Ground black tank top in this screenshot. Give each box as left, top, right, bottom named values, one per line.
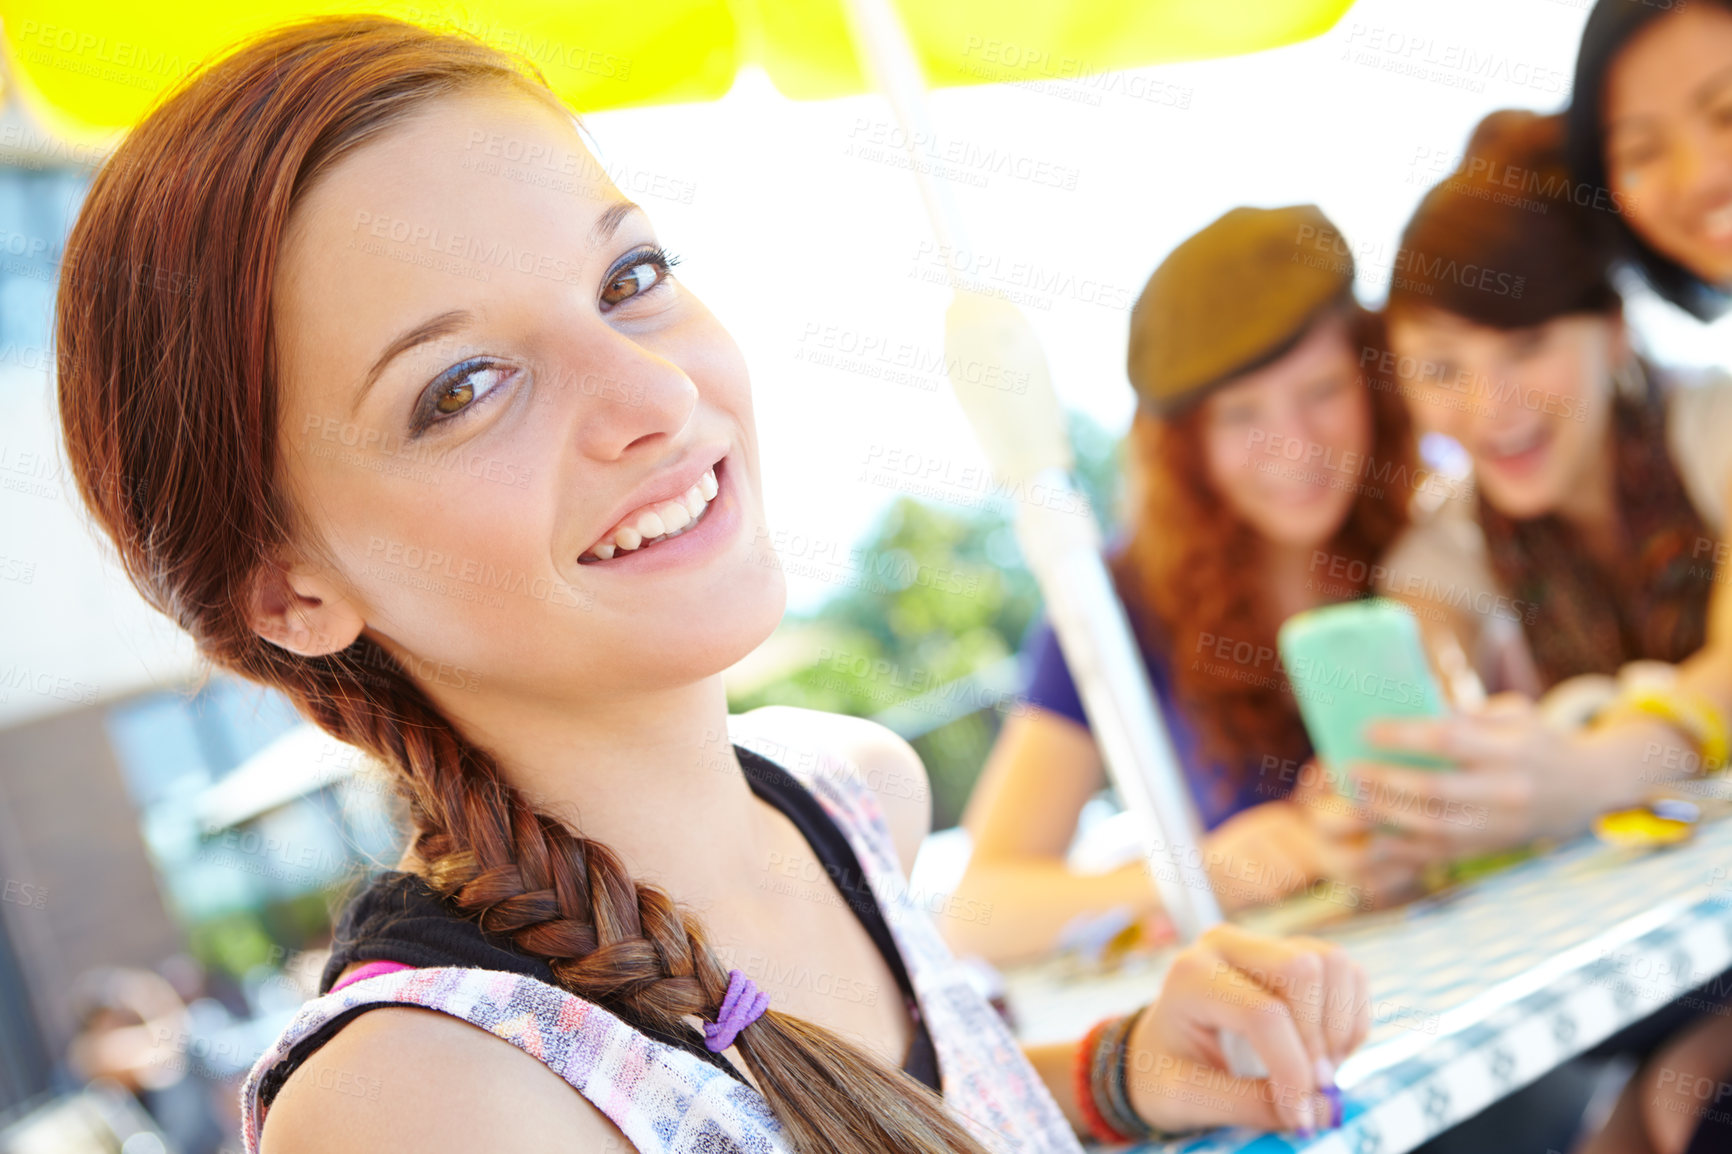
left=258, top=745, right=939, bottom=1112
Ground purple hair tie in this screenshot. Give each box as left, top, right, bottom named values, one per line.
left=704, top=969, right=770, bottom=1053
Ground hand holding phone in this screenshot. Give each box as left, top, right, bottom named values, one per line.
left=1277, top=598, right=1454, bottom=790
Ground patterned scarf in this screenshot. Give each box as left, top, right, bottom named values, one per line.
left=1479, top=366, right=1718, bottom=688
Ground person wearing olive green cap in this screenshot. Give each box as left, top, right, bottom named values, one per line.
left=1129, top=204, right=1360, bottom=415
left=944, top=205, right=1432, bottom=966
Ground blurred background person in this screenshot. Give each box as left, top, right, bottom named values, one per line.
left=1365, top=108, right=1732, bottom=864
left=1564, top=9, right=1732, bottom=1151
left=1568, top=0, right=1732, bottom=324
left=946, top=205, right=1434, bottom=965
left=64, top=965, right=229, bottom=1154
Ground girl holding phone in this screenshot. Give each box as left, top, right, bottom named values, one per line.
left=1363, top=109, right=1732, bottom=861
left=948, top=205, right=1436, bottom=965
left=1556, top=8, right=1732, bottom=1151
left=54, top=15, right=1369, bottom=1152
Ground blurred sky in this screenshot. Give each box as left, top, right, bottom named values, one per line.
left=7, top=0, right=1732, bottom=723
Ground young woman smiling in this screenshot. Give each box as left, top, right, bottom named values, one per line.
left=1569, top=0, right=1732, bottom=321
left=1362, top=109, right=1732, bottom=861
left=947, top=205, right=1434, bottom=966
left=54, top=15, right=1368, bottom=1153
left=1566, top=12, right=1732, bottom=1149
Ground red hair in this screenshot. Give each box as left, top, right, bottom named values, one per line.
left=55, top=15, right=989, bottom=1153
left=1108, top=308, right=1415, bottom=804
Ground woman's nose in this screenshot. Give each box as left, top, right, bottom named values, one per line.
left=559, top=330, right=698, bottom=460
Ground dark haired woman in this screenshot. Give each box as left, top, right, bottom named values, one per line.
left=1568, top=0, right=1732, bottom=321
left=1369, top=110, right=1732, bottom=1154
left=1565, top=13, right=1732, bottom=1147
left=1362, top=108, right=1732, bottom=864
left=53, top=15, right=1369, bottom=1153
left=947, top=205, right=1437, bottom=966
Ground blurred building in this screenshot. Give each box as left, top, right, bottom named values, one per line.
left=0, top=88, right=402, bottom=1139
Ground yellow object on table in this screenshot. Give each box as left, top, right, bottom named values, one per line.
left=1593, top=800, right=1701, bottom=848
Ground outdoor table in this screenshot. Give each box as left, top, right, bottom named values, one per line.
left=1000, top=799, right=1732, bottom=1153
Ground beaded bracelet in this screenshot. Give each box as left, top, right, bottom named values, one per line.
left=1600, top=685, right=1730, bottom=775
left=1100, top=1009, right=1156, bottom=1140
left=1074, top=1006, right=1170, bottom=1144
left=1074, top=1016, right=1132, bottom=1143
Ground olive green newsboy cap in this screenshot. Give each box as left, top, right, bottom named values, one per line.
left=1127, top=204, right=1355, bottom=416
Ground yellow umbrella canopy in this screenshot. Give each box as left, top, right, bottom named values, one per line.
left=2, top=0, right=1353, bottom=145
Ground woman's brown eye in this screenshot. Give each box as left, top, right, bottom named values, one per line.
left=409, top=362, right=513, bottom=437
left=602, top=259, right=663, bottom=307
left=434, top=379, right=474, bottom=414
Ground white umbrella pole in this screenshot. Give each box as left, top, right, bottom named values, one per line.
left=835, top=0, right=1223, bottom=942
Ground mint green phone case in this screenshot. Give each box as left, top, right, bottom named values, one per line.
left=1277, top=598, right=1453, bottom=782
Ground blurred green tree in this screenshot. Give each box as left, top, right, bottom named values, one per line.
left=729, top=410, right=1124, bottom=827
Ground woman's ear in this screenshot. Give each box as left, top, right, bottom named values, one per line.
left=245, top=551, right=365, bottom=657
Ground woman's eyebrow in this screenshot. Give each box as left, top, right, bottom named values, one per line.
left=353, top=308, right=472, bottom=413
left=590, top=199, right=644, bottom=249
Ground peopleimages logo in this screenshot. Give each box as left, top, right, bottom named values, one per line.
left=1284, top=653, right=1431, bottom=708
left=363, top=536, right=593, bottom=611
left=301, top=413, right=533, bottom=488
left=1339, top=24, right=1571, bottom=97
left=1357, top=348, right=1588, bottom=423
left=910, top=241, right=1134, bottom=310
left=844, top=119, right=1081, bottom=191
left=1294, top=224, right=1527, bottom=300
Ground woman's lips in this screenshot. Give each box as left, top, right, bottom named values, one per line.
left=1475, top=423, right=1551, bottom=482
left=579, top=464, right=719, bottom=562
left=576, top=456, right=738, bottom=571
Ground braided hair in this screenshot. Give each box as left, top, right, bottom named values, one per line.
left=54, top=14, right=994, bottom=1153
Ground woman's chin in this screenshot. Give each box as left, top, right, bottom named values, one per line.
left=710, top=567, right=789, bottom=670
left=1476, top=474, right=1563, bottom=521
left=1248, top=492, right=1356, bottom=552
left=588, top=566, right=787, bottom=692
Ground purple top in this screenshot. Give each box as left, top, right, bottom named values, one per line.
left=1018, top=603, right=1294, bottom=831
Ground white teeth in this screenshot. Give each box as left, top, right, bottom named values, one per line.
left=658, top=500, right=692, bottom=534
left=580, top=465, right=721, bottom=562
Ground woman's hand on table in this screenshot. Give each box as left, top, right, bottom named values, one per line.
left=1124, top=924, right=1369, bottom=1135
left=1204, top=771, right=1433, bottom=914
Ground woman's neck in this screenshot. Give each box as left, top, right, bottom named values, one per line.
left=416, top=674, right=783, bottom=911
left=1549, top=424, right=1624, bottom=570
left=1262, top=538, right=1328, bottom=623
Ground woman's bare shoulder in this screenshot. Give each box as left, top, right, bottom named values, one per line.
left=729, top=705, right=931, bottom=870
left=259, top=1004, right=633, bottom=1154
